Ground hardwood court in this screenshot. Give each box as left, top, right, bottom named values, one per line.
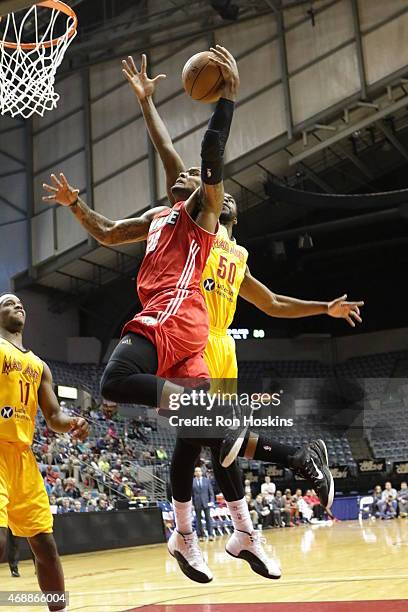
left=1, top=520, right=407, bottom=611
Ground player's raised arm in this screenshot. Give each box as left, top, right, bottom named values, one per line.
left=38, top=362, right=89, bottom=439
left=186, top=46, right=239, bottom=233
left=239, top=267, right=364, bottom=327
left=42, top=173, right=167, bottom=245
left=122, top=54, right=185, bottom=204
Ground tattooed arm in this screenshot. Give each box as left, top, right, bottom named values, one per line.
left=43, top=173, right=167, bottom=245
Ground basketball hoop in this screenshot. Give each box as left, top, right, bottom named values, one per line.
left=0, top=0, right=78, bottom=118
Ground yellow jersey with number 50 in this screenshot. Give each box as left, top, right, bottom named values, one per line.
left=200, top=224, right=248, bottom=332
left=0, top=337, right=43, bottom=447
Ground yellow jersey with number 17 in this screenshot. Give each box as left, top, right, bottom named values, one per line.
left=0, top=337, right=43, bottom=447
left=200, top=224, right=248, bottom=332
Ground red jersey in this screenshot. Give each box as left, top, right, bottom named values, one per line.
left=122, top=201, right=217, bottom=379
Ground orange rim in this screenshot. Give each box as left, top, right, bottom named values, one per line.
left=0, top=0, right=77, bottom=50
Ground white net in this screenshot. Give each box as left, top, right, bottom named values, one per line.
left=0, top=1, right=77, bottom=118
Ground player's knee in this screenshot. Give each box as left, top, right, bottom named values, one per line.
left=100, top=364, right=121, bottom=401
left=30, top=533, right=59, bottom=564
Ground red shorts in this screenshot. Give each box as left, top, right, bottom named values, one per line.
left=122, top=290, right=209, bottom=380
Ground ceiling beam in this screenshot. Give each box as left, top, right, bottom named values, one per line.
left=377, top=120, right=408, bottom=163
left=289, top=94, right=408, bottom=166
left=56, top=270, right=101, bottom=288
left=79, top=257, right=134, bottom=281
left=246, top=207, right=399, bottom=244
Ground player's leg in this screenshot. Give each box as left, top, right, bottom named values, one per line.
left=210, top=449, right=281, bottom=579
left=216, top=338, right=333, bottom=508
left=28, top=533, right=66, bottom=612
left=168, top=436, right=213, bottom=583
left=8, top=450, right=66, bottom=611
left=100, top=333, right=162, bottom=403
left=7, top=528, right=20, bottom=577
left=0, top=527, right=7, bottom=563
left=236, top=432, right=334, bottom=509
left=100, top=332, right=201, bottom=410
left=0, top=450, right=12, bottom=568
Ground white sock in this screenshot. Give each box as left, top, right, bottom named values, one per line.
left=173, top=498, right=193, bottom=534
left=227, top=497, right=254, bottom=533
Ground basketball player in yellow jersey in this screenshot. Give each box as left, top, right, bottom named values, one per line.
left=200, top=197, right=248, bottom=381
left=0, top=294, right=88, bottom=612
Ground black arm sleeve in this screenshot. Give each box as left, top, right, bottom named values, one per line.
left=201, top=97, right=235, bottom=185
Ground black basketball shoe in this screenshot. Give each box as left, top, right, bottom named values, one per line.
left=289, top=439, right=334, bottom=509
left=219, top=403, right=253, bottom=468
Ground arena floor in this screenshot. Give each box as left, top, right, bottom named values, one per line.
left=0, top=520, right=407, bottom=611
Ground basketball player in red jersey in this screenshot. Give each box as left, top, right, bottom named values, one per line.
left=121, top=53, right=365, bottom=582
left=43, top=45, right=239, bottom=583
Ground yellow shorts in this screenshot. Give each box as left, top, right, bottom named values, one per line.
left=204, top=328, right=238, bottom=394
left=0, top=442, right=53, bottom=537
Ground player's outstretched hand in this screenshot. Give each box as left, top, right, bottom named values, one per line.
left=122, top=54, right=166, bottom=101
left=328, top=294, right=364, bottom=327
left=69, top=417, right=89, bottom=441
left=208, top=45, right=239, bottom=100
left=42, top=173, right=79, bottom=207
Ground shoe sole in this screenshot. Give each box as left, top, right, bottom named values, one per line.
left=220, top=407, right=254, bottom=468
left=169, top=550, right=213, bottom=584
left=316, top=439, right=335, bottom=510
left=226, top=547, right=281, bottom=580
left=220, top=432, right=246, bottom=468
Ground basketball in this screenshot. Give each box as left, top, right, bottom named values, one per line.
left=182, top=51, right=224, bottom=103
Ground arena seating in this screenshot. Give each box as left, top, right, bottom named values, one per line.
left=45, top=350, right=408, bottom=468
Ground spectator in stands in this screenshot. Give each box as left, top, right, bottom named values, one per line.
left=381, top=481, right=397, bottom=502
left=111, top=456, right=122, bottom=471
left=96, top=435, right=108, bottom=451
left=192, top=467, right=215, bottom=542
left=58, top=498, right=72, bottom=514
left=397, top=481, right=408, bottom=518
left=51, top=478, right=64, bottom=499
left=372, top=485, right=383, bottom=517
left=254, top=494, right=273, bottom=529
left=244, top=478, right=257, bottom=498
left=72, top=500, right=85, bottom=513
left=99, top=493, right=114, bottom=510
left=49, top=495, right=58, bottom=515
left=43, top=477, right=52, bottom=497
left=80, top=490, right=91, bottom=509
left=379, top=494, right=397, bottom=520
left=304, top=489, right=325, bottom=520
left=98, top=452, right=110, bottom=474
left=142, top=446, right=155, bottom=464
left=293, top=489, right=312, bottom=523
left=261, top=476, right=276, bottom=500
left=118, top=477, right=134, bottom=498
left=55, top=443, right=69, bottom=468
left=284, top=489, right=297, bottom=526
left=64, top=477, right=81, bottom=499
left=108, top=422, right=119, bottom=439
left=44, top=464, right=59, bottom=485
left=96, top=498, right=110, bottom=512
left=271, top=490, right=290, bottom=527
left=156, top=445, right=168, bottom=463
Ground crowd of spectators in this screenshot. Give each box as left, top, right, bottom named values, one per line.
left=245, top=477, right=327, bottom=529
left=32, top=403, right=165, bottom=513
left=370, top=481, right=408, bottom=519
